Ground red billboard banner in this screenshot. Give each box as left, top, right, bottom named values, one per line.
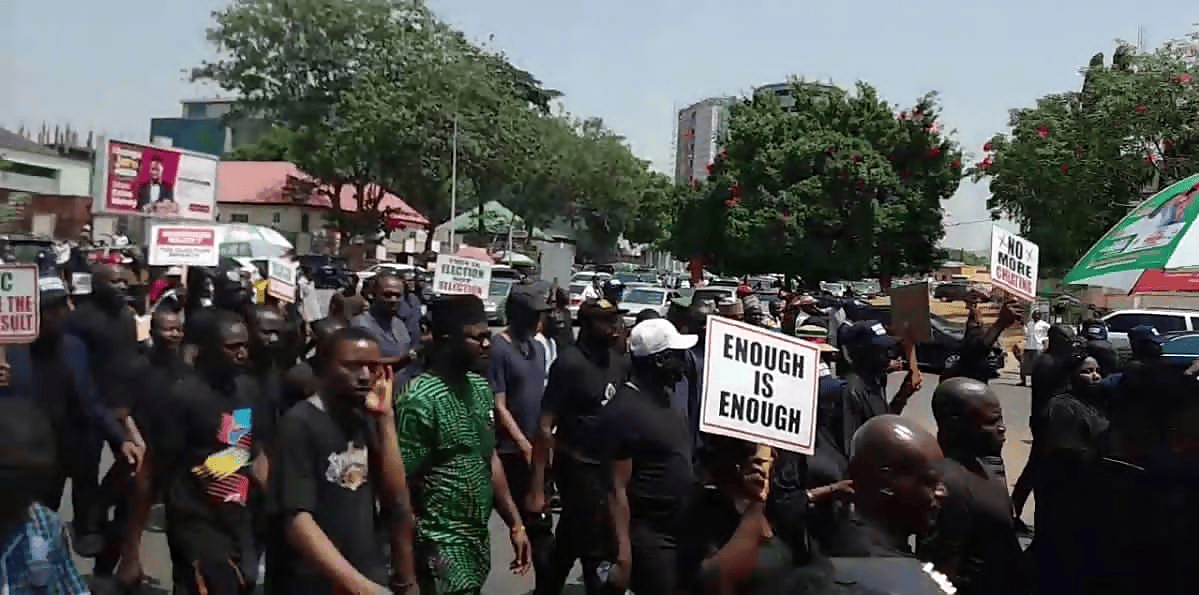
left=101, top=140, right=218, bottom=220
left=1130, top=269, right=1199, bottom=293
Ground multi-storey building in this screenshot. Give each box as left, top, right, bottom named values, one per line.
left=149, top=98, right=270, bottom=157
left=674, top=97, right=733, bottom=184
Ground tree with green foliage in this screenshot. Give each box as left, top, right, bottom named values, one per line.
left=195, top=0, right=672, bottom=255
left=222, top=126, right=296, bottom=161
left=670, top=81, right=963, bottom=287
left=974, top=37, right=1199, bottom=275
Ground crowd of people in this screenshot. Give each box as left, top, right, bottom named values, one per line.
left=1, top=257, right=1198, bottom=595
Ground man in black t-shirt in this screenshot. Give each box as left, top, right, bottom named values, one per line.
left=603, top=318, right=698, bottom=594
left=269, top=327, right=418, bottom=595
left=527, top=298, right=630, bottom=595
left=156, top=311, right=269, bottom=595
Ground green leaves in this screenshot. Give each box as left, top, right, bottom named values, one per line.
left=670, top=81, right=962, bottom=283
left=195, top=0, right=664, bottom=255
left=977, top=37, right=1199, bottom=275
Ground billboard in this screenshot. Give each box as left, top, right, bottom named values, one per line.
left=97, top=139, right=218, bottom=220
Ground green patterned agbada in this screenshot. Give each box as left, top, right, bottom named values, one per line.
left=395, top=371, right=496, bottom=594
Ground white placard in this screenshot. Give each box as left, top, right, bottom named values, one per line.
left=433, top=254, right=493, bottom=298
left=268, top=258, right=299, bottom=303
left=0, top=266, right=39, bottom=344
left=990, top=226, right=1039, bottom=302
left=148, top=224, right=219, bottom=267
left=700, top=315, right=821, bottom=455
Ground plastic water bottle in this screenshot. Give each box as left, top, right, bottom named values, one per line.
left=595, top=562, right=631, bottom=594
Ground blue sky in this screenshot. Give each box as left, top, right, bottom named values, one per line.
left=2, top=0, right=1197, bottom=252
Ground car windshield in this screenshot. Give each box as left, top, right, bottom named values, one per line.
left=489, top=280, right=512, bottom=297
left=614, top=272, right=641, bottom=284
left=693, top=288, right=732, bottom=304
left=624, top=289, right=666, bottom=305
left=569, top=283, right=587, bottom=295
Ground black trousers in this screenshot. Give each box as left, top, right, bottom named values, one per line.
left=542, top=454, right=614, bottom=595
left=629, top=522, right=679, bottom=595
left=498, top=452, right=558, bottom=595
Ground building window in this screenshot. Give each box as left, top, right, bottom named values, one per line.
left=300, top=213, right=310, bottom=233
left=184, top=103, right=208, bottom=119
left=0, top=160, right=58, bottom=180
left=272, top=212, right=282, bottom=224
left=230, top=213, right=250, bottom=223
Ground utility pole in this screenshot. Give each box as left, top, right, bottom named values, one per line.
left=449, top=116, right=458, bottom=251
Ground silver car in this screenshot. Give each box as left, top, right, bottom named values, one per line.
left=622, top=287, right=677, bottom=326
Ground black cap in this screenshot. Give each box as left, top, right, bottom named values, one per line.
left=838, top=320, right=898, bottom=349
left=508, top=284, right=553, bottom=312
left=428, top=294, right=486, bottom=338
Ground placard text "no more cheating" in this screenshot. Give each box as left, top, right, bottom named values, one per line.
left=716, top=334, right=808, bottom=434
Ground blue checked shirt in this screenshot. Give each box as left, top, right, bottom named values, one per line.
left=0, top=503, right=89, bottom=594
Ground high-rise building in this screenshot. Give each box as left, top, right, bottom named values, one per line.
left=674, top=97, right=733, bottom=184
left=149, top=98, right=270, bottom=157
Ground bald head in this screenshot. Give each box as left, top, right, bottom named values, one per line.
left=850, top=415, right=942, bottom=473
left=848, top=415, right=946, bottom=536
left=931, top=377, right=995, bottom=425
left=931, top=377, right=1005, bottom=456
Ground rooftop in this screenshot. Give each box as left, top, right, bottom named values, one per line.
left=216, top=161, right=428, bottom=227
left=0, top=128, right=60, bottom=158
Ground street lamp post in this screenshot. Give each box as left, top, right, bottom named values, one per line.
left=449, top=116, right=458, bottom=251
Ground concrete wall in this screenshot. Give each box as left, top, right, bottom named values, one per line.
left=0, top=149, right=91, bottom=196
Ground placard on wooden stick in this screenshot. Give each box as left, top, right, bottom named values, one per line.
left=699, top=315, right=820, bottom=455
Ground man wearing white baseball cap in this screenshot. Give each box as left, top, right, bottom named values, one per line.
left=600, top=318, right=698, bottom=593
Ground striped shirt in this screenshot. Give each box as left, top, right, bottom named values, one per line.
left=0, top=503, right=89, bottom=594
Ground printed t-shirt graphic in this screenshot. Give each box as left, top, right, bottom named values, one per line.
left=325, top=443, right=369, bottom=491
left=192, top=407, right=253, bottom=504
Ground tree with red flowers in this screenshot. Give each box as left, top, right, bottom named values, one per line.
left=668, top=81, right=964, bottom=287
left=974, top=37, right=1199, bottom=275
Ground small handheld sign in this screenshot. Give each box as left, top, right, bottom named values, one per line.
left=990, top=226, right=1039, bottom=302
left=700, top=315, right=821, bottom=455
left=268, top=258, right=299, bottom=303
left=0, top=266, right=39, bottom=345
left=433, top=254, right=493, bottom=298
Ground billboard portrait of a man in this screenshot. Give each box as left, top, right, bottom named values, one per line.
left=137, top=156, right=175, bottom=211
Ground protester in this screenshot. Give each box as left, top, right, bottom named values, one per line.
left=527, top=298, right=630, bottom=595
left=269, top=327, right=418, bottom=594
left=1019, top=311, right=1048, bottom=387
left=668, top=297, right=716, bottom=456
left=0, top=399, right=90, bottom=594
left=353, top=274, right=418, bottom=370
left=835, top=321, right=921, bottom=454
left=604, top=318, right=698, bottom=593
left=824, top=415, right=946, bottom=558
left=922, top=378, right=1025, bottom=595
left=394, top=295, right=531, bottom=594
left=155, top=310, right=269, bottom=594
left=1011, top=322, right=1077, bottom=520
left=486, top=285, right=554, bottom=592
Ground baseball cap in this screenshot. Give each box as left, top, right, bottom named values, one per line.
left=838, top=320, right=897, bottom=350
left=508, top=284, right=552, bottom=312
left=38, top=276, right=69, bottom=303
left=1129, top=324, right=1169, bottom=346
left=628, top=318, right=698, bottom=357
left=796, top=324, right=837, bottom=352
left=579, top=298, right=626, bottom=320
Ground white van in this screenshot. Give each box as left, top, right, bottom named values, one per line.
left=1101, top=308, right=1199, bottom=352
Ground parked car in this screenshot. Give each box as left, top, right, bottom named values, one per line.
left=298, top=254, right=351, bottom=289
left=683, top=286, right=738, bottom=306
left=933, top=282, right=972, bottom=302
left=567, top=282, right=588, bottom=322
left=484, top=279, right=515, bottom=326
left=621, top=287, right=679, bottom=326
left=1157, top=331, right=1199, bottom=373
left=1101, top=308, right=1199, bottom=355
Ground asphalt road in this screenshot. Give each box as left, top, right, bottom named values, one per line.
left=62, top=363, right=1036, bottom=595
